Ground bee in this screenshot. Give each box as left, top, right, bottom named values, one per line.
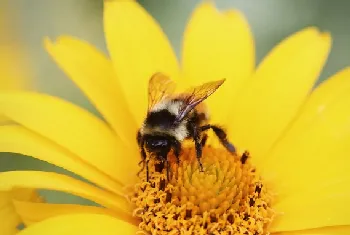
left=137, top=73, right=236, bottom=181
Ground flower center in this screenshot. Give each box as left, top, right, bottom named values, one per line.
left=130, top=146, right=275, bottom=235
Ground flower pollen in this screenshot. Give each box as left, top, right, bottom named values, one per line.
left=131, top=147, right=275, bottom=235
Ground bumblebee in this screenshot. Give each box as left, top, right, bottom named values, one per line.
left=137, top=73, right=236, bottom=181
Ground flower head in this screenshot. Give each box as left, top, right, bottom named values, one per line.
left=132, top=148, right=275, bottom=234
left=1, top=0, right=350, bottom=235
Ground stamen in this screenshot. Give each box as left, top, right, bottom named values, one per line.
left=130, top=147, right=275, bottom=235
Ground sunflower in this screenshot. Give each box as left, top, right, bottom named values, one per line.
left=1, top=0, right=350, bottom=234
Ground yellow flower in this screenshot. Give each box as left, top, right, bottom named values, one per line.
left=1, top=0, right=350, bottom=234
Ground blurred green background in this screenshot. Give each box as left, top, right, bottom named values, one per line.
left=1, top=0, right=350, bottom=203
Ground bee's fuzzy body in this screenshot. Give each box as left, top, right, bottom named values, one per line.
left=137, top=73, right=236, bottom=181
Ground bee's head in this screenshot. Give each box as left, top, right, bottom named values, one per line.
left=144, top=135, right=171, bottom=156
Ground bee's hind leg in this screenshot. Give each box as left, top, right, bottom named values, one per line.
left=200, top=125, right=250, bottom=164
left=192, top=131, right=204, bottom=172
left=200, top=124, right=236, bottom=154
left=195, top=137, right=204, bottom=172
left=189, top=124, right=204, bottom=172
left=201, top=133, right=208, bottom=147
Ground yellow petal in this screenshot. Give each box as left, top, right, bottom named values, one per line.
left=104, top=0, right=179, bottom=124
left=0, top=125, right=123, bottom=195
left=277, top=225, right=350, bottom=235
left=228, top=28, right=331, bottom=164
left=0, top=91, right=138, bottom=185
left=0, top=189, right=42, bottom=235
left=265, top=67, right=350, bottom=146
left=0, top=171, right=131, bottom=213
left=262, top=85, right=350, bottom=195
left=17, top=213, right=138, bottom=235
left=0, top=192, right=21, bottom=235
left=262, top=68, right=350, bottom=175
left=0, top=203, right=19, bottom=235
left=12, top=200, right=137, bottom=226
left=44, top=36, right=137, bottom=147
left=271, top=182, right=350, bottom=232
left=8, top=188, right=44, bottom=204
left=181, top=2, right=254, bottom=124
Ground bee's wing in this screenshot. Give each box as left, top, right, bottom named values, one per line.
left=148, top=72, right=177, bottom=111
left=175, top=79, right=226, bottom=123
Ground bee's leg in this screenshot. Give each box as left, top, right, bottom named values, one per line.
left=193, top=130, right=204, bottom=171
left=136, top=130, right=142, bottom=146
left=194, top=136, right=204, bottom=172
left=162, top=150, right=171, bottom=181
left=201, top=133, right=208, bottom=147
left=136, top=160, right=145, bottom=178
left=240, top=151, right=250, bottom=164
left=189, top=123, right=204, bottom=171
left=200, top=124, right=236, bottom=154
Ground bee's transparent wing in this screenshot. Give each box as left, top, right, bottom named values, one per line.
left=148, top=72, right=177, bottom=112
left=174, top=79, right=226, bottom=123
